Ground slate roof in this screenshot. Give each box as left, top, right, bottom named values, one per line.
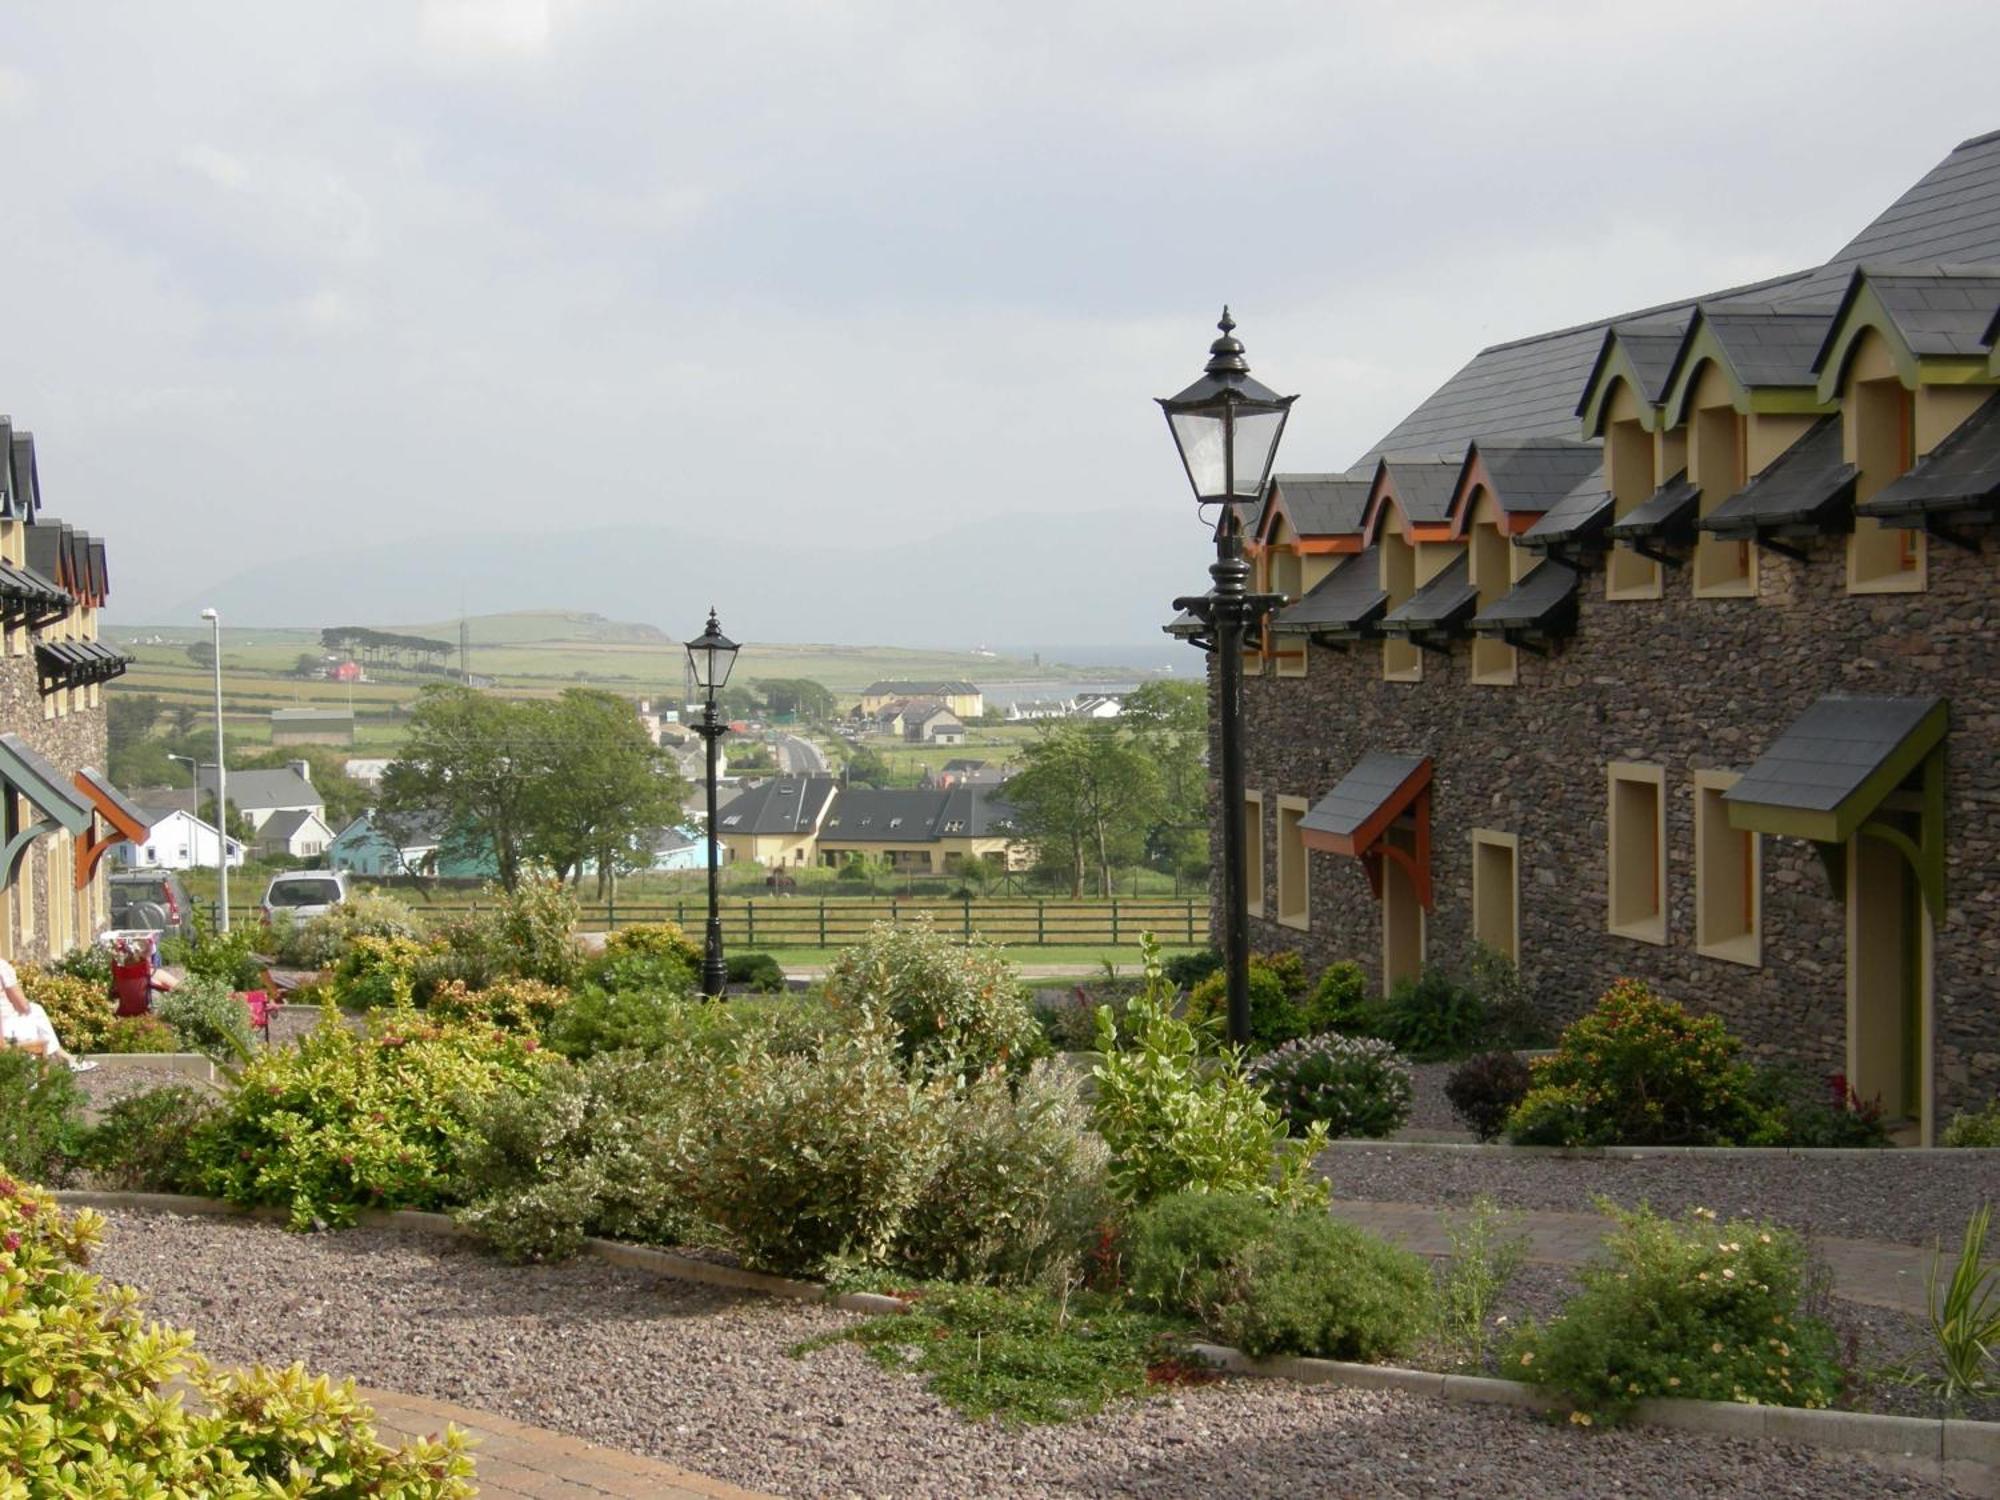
left=0, top=561, right=61, bottom=609
left=1299, top=752, right=1428, bottom=842
left=1725, top=695, right=1944, bottom=816
left=1687, top=304, right=1837, bottom=388
left=1472, top=440, right=1606, bottom=515
left=819, top=785, right=1016, bottom=843
left=863, top=680, right=977, bottom=697
left=1355, top=131, right=2000, bottom=464
left=1701, top=417, right=1856, bottom=536
left=1268, top=549, right=1387, bottom=637
left=1607, top=472, right=1702, bottom=540
left=1815, top=266, right=2000, bottom=366
left=76, top=767, right=147, bottom=830
left=1380, top=553, right=1476, bottom=634
left=1858, top=390, right=2000, bottom=518
left=1377, top=458, right=1462, bottom=524
left=258, top=808, right=325, bottom=844
left=1519, top=482, right=1617, bottom=549
left=1597, top=317, right=1693, bottom=403
left=714, top=775, right=838, bottom=835
left=197, top=766, right=319, bottom=812
left=1267, top=474, right=1372, bottom=538
left=7, top=431, right=40, bottom=519
left=1469, top=559, right=1581, bottom=634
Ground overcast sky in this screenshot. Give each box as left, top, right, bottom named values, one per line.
left=3, top=2, right=1998, bottom=642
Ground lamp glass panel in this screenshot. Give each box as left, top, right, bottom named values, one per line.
left=1230, top=409, right=1286, bottom=497
left=708, top=641, right=737, bottom=689
left=1169, top=409, right=1229, bottom=500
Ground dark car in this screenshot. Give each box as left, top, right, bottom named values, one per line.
left=108, top=870, right=195, bottom=939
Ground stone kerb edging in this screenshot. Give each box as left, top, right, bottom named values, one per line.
left=1322, top=1138, right=2000, bottom=1159
left=77, top=1053, right=217, bottom=1082
left=60, top=1191, right=1999, bottom=1466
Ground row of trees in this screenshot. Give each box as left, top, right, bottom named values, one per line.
left=380, top=685, right=685, bottom=895
left=1004, top=680, right=1207, bottom=897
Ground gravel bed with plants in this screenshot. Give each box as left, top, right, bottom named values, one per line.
left=91, top=1210, right=1981, bottom=1500
left=1321, top=1142, right=1998, bottom=1246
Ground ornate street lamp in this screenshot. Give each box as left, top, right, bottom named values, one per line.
left=1159, top=309, right=1295, bottom=1048
left=686, top=609, right=740, bottom=998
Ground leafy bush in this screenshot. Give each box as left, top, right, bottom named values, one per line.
left=1921, top=1204, right=2000, bottom=1404
left=895, top=1059, right=1111, bottom=1286
left=1460, top=944, right=1549, bottom=1050
left=1506, top=1204, right=1841, bottom=1423
left=1249, top=1033, right=1412, bottom=1139
left=1125, top=1191, right=1430, bottom=1361
left=1091, top=942, right=1327, bottom=1209
left=544, top=984, right=687, bottom=1059
left=0, top=1051, right=83, bottom=1182
left=601, top=921, right=703, bottom=971
left=187, top=1005, right=549, bottom=1227
left=585, top=946, right=696, bottom=998
left=331, top=934, right=435, bottom=1010
left=489, top=876, right=585, bottom=988
left=1745, top=1067, right=1890, bottom=1149
left=101, top=1012, right=187, bottom=1054
left=683, top=1017, right=952, bottom=1274
left=1306, top=960, right=1372, bottom=1033
left=0, top=1178, right=475, bottom=1495
left=17, top=963, right=116, bottom=1054
left=727, top=951, right=787, bottom=993
left=457, top=1053, right=703, bottom=1262
left=1163, top=948, right=1221, bottom=990
left=1373, top=965, right=1490, bottom=1060
left=154, top=973, right=254, bottom=1062
left=1183, top=962, right=1299, bottom=1049
left=160, top=918, right=267, bottom=990
left=822, top=917, right=1041, bottom=1077
left=51, top=942, right=113, bottom=986
left=1942, top=1101, right=2000, bottom=1148
left=1432, top=1196, right=1527, bottom=1366
left=1445, top=1051, right=1533, bottom=1142
left=1506, top=980, right=1768, bottom=1147
left=428, top=975, right=568, bottom=1035
left=1037, top=984, right=1135, bottom=1053
left=79, top=1084, right=217, bottom=1191
left=270, top=888, right=426, bottom=968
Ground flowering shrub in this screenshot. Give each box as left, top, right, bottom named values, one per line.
left=1250, top=1034, right=1413, bottom=1139
left=0, top=1177, right=475, bottom=1494
left=1092, top=942, right=1327, bottom=1209
left=17, top=963, right=116, bottom=1054
left=1445, top=1051, right=1533, bottom=1142
left=1506, top=980, right=1767, bottom=1146
left=187, top=1004, right=549, bottom=1227
left=100, top=1012, right=185, bottom=1054
left=332, top=934, right=437, bottom=1010
left=153, top=973, right=254, bottom=1061
left=270, top=888, right=426, bottom=968
left=1506, top=1204, right=1841, bottom=1423
left=822, top=917, right=1041, bottom=1077
left=600, top=921, right=703, bottom=972
left=428, top=975, right=568, bottom=1034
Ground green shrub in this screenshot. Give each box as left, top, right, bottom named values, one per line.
left=585, top=946, right=696, bottom=997
left=18, top=963, right=116, bottom=1054
left=160, top=918, right=267, bottom=990
left=79, top=1084, right=217, bottom=1192
left=1745, top=1067, right=1890, bottom=1149
left=187, top=1005, right=549, bottom=1228
left=544, top=984, right=687, bottom=1059
left=0, top=1178, right=475, bottom=1495
left=1091, top=942, right=1327, bottom=1209
left=101, top=1012, right=187, bottom=1054
left=1249, top=1033, right=1412, bottom=1139
left=602, top=921, right=703, bottom=971
left=456, top=1053, right=702, bottom=1262
left=0, top=1051, right=83, bottom=1182
left=1942, top=1101, right=2000, bottom=1148
left=1037, top=983, right=1134, bottom=1053
left=1305, top=960, right=1372, bottom=1033
left=1445, top=1051, right=1533, bottom=1142
left=894, top=1059, right=1111, bottom=1286
left=822, top=917, right=1041, bottom=1077
left=52, top=942, right=113, bottom=986
left=1126, top=1191, right=1430, bottom=1361
left=271, top=888, right=426, bottom=968
left=727, top=952, right=787, bottom=993
left=1506, top=980, right=1768, bottom=1147
left=1373, top=965, right=1490, bottom=1060
left=427, top=975, right=568, bottom=1035
left=331, top=933, right=435, bottom=1010
left=1460, top=944, right=1549, bottom=1049
left=1506, top=1204, right=1841, bottom=1423
left=489, top=876, right=585, bottom=987
left=1184, top=962, right=1295, bottom=1049
left=1163, top=948, right=1221, bottom=990
left=684, top=1018, right=952, bottom=1275
left=154, top=974, right=254, bottom=1062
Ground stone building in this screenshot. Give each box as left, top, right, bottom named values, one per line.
left=1213, top=129, right=2000, bottom=1143
left=0, top=414, right=141, bottom=963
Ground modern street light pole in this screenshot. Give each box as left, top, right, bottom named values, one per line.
left=685, top=609, right=740, bottom=999
left=199, top=608, right=230, bottom=932
left=1159, top=309, right=1295, bottom=1049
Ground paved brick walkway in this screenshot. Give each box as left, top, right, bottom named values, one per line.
left=362, top=1387, right=775, bottom=1500
left=1332, top=1199, right=1944, bottom=1315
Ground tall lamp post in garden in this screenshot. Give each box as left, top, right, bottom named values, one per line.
left=198, top=607, right=230, bottom=933
left=1158, top=308, right=1295, bottom=1049
left=686, top=609, right=740, bottom=999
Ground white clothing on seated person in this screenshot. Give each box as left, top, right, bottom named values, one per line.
left=0, top=957, right=72, bottom=1059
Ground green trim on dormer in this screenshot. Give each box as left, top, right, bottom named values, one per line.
left=1578, top=342, right=1664, bottom=438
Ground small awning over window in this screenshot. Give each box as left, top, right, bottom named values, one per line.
left=1379, top=553, right=1476, bottom=644
left=1469, top=559, right=1581, bottom=646
left=1268, top=546, right=1387, bottom=644
left=0, top=731, right=94, bottom=889
left=1607, top=471, right=1701, bottom=545
left=1518, top=486, right=1615, bottom=555
left=73, top=767, right=149, bottom=889
left=0, top=562, right=68, bottom=630
left=1701, top=416, right=1856, bottom=549
left=1725, top=694, right=1947, bottom=919
left=1299, top=752, right=1434, bottom=908
left=1857, top=390, right=2000, bottom=533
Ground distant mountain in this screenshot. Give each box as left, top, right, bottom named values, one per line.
left=113, top=510, right=1209, bottom=650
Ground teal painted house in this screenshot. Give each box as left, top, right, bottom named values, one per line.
left=328, top=811, right=499, bottom=880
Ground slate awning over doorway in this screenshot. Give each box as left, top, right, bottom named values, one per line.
left=1299, top=752, right=1434, bottom=908
left=1725, top=694, right=1947, bottom=919
left=0, top=732, right=95, bottom=887
left=73, top=766, right=149, bottom=888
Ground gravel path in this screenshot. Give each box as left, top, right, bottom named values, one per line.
left=1324, top=1144, right=2000, bottom=1246
left=90, top=1211, right=1979, bottom=1499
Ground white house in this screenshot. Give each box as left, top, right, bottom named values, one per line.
left=119, top=807, right=246, bottom=871
left=196, top=762, right=323, bottom=833
left=255, top=808, right=336, bottom=861
left=1071, top=694, right=1124, bottom=720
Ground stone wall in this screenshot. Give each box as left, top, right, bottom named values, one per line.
left=0, top=648, right=112, bottom=964
left=1216, top=531, right=2000, bottom=1117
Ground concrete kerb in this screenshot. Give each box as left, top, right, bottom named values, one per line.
left=59, top=1191, right=2000, bottom=1467
left=1323, top=1138, right=2000, bottom=1161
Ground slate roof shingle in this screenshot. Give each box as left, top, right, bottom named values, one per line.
left=1857, top=391, right=2000, bottom=519
left=1268, top=549, right=1387, bottom=637
left=1299, top=752, right=1429, bottom=843
left=1469, top=559, right=1581, bottom=635
left=1472, top=440, right=1606, bottom=515
left=1267, top=474, right=1372, bottom=539
left=1701, top=417, right=1856, bottom=536
left=1607, top=472, right=1702, bottom=540
left=1725, top=695, right=1944, bottom=816
left=1380, top=553, right=1476, bottom=635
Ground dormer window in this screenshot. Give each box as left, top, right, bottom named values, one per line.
left=1848, top=367, right=1924, bottom=592
left=1606, top=405, right=1662, bottom=600
left=1379, top=517, right=1420, bottom=681
left=1691, top=389, right=1754, bottom=597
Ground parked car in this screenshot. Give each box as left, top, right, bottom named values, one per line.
left=259, top=871, right=349, bottom=922
left=107, top=870, right=195, bottom=939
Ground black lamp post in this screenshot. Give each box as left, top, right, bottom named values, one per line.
left=1159, top=308, right=1295, bottom=1049
left=686, top=608, right=740, bottom=999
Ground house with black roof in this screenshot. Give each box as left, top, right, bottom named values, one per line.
left=711, top=774, right=1027, bottom=873
left=1215, top=129, right=2000, bottom=1143
left=858, top=680, right=984, bottom=719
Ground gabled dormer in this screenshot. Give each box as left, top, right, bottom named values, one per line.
left=1578, top=321, right=1685, bottom=601
left=1360, top=455, right=1461, bottom=681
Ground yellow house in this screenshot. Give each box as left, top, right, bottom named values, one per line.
left=858, top=680, right=984, bottom=719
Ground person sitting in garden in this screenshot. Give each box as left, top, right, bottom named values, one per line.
left=0, top=957, right=93, bottom=1071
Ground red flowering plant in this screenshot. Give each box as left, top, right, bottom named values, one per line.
left=107, top=933, right=155, bottom=966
